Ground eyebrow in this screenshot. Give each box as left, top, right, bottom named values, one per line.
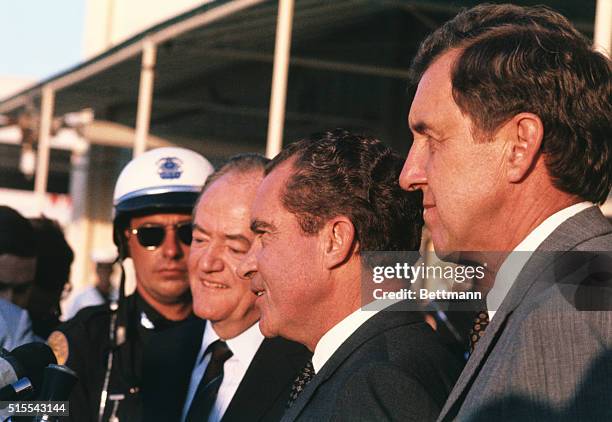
left=193, top=224, right=251, bottom=244
left=250, top=219, right=276, bottom=234
left=225, top=234, right=251, bottom=244
left=410, top=120, right=440, bottom=138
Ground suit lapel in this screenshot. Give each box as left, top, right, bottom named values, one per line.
left=438, top=206, right=612, bottom=420
left=222, top=337, right=307, bottom=422
left=284, top=307, right=422, bottom=421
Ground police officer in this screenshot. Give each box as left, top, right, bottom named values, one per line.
left=48, top=147, right=214, bottom=422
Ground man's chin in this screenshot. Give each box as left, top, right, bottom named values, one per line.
left=158, top=289, right=192, bottom=305
left=434, top=249, right=461, bottom=263
left=257, top=318, right=277, bottom=338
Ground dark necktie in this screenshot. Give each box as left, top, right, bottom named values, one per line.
left=287, top=360, right=315, bottom=408
left=186, top=340, right=233, bottom=422
left=469, top=310, right=490, bottom=354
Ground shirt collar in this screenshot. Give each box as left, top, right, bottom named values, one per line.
left=134, top=291, right=194, bottom=330
left=488, top=201, right=594, bottom=320
left=199, top=320, right=264, bottom=365
left=312, top=307, right=379, bottom=374
left=225, top=321, right=264, bottom=365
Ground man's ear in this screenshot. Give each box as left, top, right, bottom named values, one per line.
left=121, top=229, right=132, bottom=258
left=321, top=217, right=356, bottom=270
left=504, top=113, right=544, bottom=183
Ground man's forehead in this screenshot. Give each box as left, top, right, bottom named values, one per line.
left=197, top=171, right=261, bottom=213
left=409, top=50, right=458, bottom=128
left=256, top=162, right=293, bottom=204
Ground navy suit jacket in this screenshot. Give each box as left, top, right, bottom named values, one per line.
left=282, top=305, right=463, bottom=421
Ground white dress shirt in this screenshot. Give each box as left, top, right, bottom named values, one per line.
left=487, top=202, right=594, bottom=321
left=181, top=320, right=265, bottom=422
left=312, top=307, right=380, bottom=373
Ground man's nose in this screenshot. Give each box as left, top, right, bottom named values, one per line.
left=237, top=244, right=258, bottom=280
left=399, top=140, right=428, bottom=192
left=198, top=243, right=224, bottom=273
left=161, top=227, right=183, bottom=259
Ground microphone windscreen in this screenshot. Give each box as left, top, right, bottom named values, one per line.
left=36, top=364, right=78, bottom=402
left=10, top=342, right=57, bottom=390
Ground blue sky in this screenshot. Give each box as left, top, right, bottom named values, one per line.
left=0, top=0, right=85, bottom=79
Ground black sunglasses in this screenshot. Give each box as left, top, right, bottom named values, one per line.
left=129, top=222, right=193, bottom=250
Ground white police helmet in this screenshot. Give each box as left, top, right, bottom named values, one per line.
left=112, top=147, right=214, bottom=253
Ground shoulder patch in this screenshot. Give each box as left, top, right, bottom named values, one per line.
left=48, top=331, right=69, bottom=365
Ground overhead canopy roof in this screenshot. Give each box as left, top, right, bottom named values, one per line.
left=0, top=0, right=598, bottom=161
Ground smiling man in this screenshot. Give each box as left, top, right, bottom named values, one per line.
left=52, top=147, right=214, bottom=422
left=239, top=130, right=462, bottom=421
left=400, top=4, right=612, bottom=421
left=143, top=153, right=310, bottom=422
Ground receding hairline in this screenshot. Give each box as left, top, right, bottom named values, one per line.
left=193, top=166, right=265, bottom=219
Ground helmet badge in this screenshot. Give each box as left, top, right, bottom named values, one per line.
left=157, top=157, right=183, bottom=179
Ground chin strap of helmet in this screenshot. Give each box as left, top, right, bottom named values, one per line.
left=98, top=247, right=129, bottom=422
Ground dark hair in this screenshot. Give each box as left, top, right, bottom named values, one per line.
left=266, top=129, right=423, bottom=252
left=30, top=218, right=74, bottom=293
left=410, top=3, right=612, bottom=203
left=194, top=153, right=270, bottom=216
left=0, top=205, right=36, bottom=257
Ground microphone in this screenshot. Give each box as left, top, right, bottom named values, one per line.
left=0, top=377, right=34, bottom=401
left=35, top=364, right=78, bottom=402
left=0, top=343, right=56, bottom=394
left=26, top=365, right=78, bottom=422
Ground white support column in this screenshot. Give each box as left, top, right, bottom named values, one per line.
left=594, top=0, right=612, bottom=57
left=34, top=86, right=55, bottom=214
left=265, top=0, right=294, bottom=158
left=133, top=39, right=157, bottom=157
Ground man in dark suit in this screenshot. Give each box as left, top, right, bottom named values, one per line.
left=400, top=4, right=612, bottom=420
left=238, top=130, right=463, bottom=421
left=143, top=154, right=310, bottom=422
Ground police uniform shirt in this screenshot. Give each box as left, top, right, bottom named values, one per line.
left=51, top=292, right=194, bottom=422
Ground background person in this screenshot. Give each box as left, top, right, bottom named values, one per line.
left=0, top=206, right=37, bottom=348
left=399, top=4, right=612, bottom=420
left=0, top=205, right=37, bottom=307
left=27, top=217, right=74, bottom=339
left=0, top=298, right=35, bottom=349
left=64, top=248, right=118, bottom=320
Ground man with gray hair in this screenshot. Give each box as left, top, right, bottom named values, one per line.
left=144, top=153, right=310, bottom=422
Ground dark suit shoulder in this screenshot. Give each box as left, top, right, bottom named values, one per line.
left=294, top=311, right=462, bottom=421
left=332, top=360, right=444, bottom=421
left=59, top=304, right=111, bottom=335
left=351, top=317, right=463, bottom=402
left=262, top=336, right=311, bottom=360
left=223, top=336, right=311, bottom=422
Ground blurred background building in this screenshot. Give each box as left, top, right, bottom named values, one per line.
left=0, top=0, right=610, bottom=311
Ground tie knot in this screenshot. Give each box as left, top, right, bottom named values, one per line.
left=206, top=340, right=233, bottom=363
